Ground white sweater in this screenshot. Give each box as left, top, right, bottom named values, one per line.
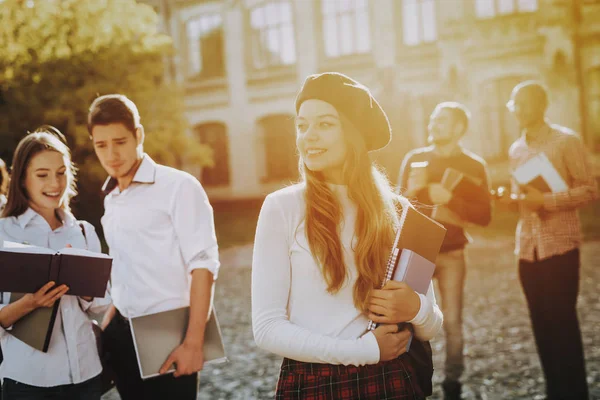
left=252, top=183, right=443, bottom=366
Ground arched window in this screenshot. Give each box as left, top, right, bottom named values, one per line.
left=194, top=123, right=230, bottom=186
left=257, top=114, right=298, bottom=183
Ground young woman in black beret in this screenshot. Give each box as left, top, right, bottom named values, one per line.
left=252, top=72, right=443, bottom=399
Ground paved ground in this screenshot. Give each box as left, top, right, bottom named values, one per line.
left=104, top=237, right=600, bottom=399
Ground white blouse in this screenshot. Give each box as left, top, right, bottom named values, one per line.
left=0, top=208, right=111, bottom=387
left=252, top=183, right=443, bottom=366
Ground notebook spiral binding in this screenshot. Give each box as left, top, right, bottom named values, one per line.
left=366, top=246, right=401, bottom=332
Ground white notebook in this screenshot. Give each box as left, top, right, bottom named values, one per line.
left=129, top=307, right=227, bottom=380
left=513, top=152, right=567, bottom=193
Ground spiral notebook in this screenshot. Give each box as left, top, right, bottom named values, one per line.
left=366, top=205, right=446, bottom=350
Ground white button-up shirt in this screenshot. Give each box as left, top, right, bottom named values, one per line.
left=0, top=208, right=111, bottom=387
left=101, top=155, right=219, bottom=318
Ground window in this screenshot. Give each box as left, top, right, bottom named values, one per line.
left=321, top=0, right=371, bottom=58
left=401, top=0, right=437, bottom=46
left=475, top=0, right=538, bottom=18
left=194, top=123, right=230, bottom=186
left=257, top=115, right=298, bottom=183
left=480, top=76, right=526, bottom=159
left=186, top=14, right=225, bottom=78
left=249, top=1, right=296, bottom=69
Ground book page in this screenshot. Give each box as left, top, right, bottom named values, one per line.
left=0, top=241, right=54, bottom=255
left=513, top=153, right=567, bottom=193
left=59, top=247, right=111, bottom=259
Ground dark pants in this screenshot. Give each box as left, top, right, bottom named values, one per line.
left=1, top=375, right=101, bottom=400
left=519, top=248, right=589, bottom=400
left=102, top=310, right=198, bottom=400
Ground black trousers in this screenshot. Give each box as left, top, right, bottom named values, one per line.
left=519, top=248, right=589, bottom=400
left=102, top=310, right=198, bottom=400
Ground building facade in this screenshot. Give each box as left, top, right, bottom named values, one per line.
left=143, top=0, right=600, bottom=200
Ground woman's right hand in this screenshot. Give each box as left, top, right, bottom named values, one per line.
left=22, top=281, right=69, bottom=310
left=373, top=324, right=412, bottom=361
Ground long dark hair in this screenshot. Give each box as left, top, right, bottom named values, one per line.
left=0, top=157, right=8, bottom=196
left=1, top=126, right=77, bottom=218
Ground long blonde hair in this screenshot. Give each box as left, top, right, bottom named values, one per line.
left=301, top=114, right=399, bottom=311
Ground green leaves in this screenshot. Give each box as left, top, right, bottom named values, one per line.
left=0, top=0, right=213, bottom=228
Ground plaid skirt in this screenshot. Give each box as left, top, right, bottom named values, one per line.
left=275, top=355, right=425, bottom=400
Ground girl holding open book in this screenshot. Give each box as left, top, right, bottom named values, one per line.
left=252, top=72, right=443, bottom=399
left=0, top=127, right=110, bottom=400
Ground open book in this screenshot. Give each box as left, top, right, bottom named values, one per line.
left=367, top=206, right=446, bottom=350
left=0, top=241, right=112, bottom=297
left=0, top=241, right=112, bottom=352
left=129, top=307, right=227, bottom=380
left=512, top=152, right=568, bottom=193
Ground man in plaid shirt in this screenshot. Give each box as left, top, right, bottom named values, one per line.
left=501, top=81, right=598, bottom=400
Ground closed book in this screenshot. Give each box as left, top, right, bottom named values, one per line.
left=0, top=241, right=112, bottom=298
left=512, top=152, right=568, bottom=193
left=523, top=175, right=552, bottom=193
left=391, top=250, right=436, bottom=353
left=392, top=249, right=436, bottom=295
left=431, top=205, right=467, bottom=228
left=367, top=205, right=447, bottom=353
left=395, top=205, right=447, bottom=264
left=129, top=307, right=227, bottom=380
left=441, top=168, right=484, bottom=201
left=7, top=292, right=60, bottom=352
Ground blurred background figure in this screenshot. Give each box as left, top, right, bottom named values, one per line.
left=397, top=102, right=492, bottom=400
left=500, top=80, right=599, bottom=400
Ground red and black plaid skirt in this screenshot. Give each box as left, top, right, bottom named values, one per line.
left=275, top=355, right=425, bottom=400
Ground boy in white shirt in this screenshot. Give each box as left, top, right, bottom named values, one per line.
left=88, top=94, right=220, bottom=400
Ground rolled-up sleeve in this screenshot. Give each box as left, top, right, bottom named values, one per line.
left=0, top=292, right=10, bottom=337
left=171, top=176, right=220, bottom=278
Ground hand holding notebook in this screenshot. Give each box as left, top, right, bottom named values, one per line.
left=512, top=152, right=567, bottom=193
left=367, top=206, right=446, bottom=351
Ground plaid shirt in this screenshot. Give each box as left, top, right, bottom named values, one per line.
left=509, top=122, right=599, bottom=262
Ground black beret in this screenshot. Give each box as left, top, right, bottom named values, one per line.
left=295, top=72, right=391, bottom=151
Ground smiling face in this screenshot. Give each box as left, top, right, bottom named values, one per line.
left=295, top=99, right=348, bottom=184
left=24, top=150, right=69, bottom=215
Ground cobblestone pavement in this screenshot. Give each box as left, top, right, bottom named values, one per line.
left=103, top=237, right=600, bottom=400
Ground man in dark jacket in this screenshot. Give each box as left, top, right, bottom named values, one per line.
left=398, top=102, right=492, bottom=400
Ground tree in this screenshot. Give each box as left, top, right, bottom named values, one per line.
left=0, top=0, right=213, bottom=232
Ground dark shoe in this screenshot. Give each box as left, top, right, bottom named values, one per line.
left=442, top=380, right=462, bottom=400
